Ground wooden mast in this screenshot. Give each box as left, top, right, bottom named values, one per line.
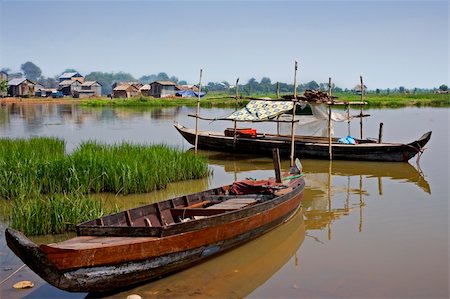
left=290, top=61, right=298, bottom=166
left=233, top=78, right=239, bottom=150
left=359, top=75, right=364, bottom=139
left=194, top=69, right=202, bottom=154
left=328, top=77, right=333, bottom=160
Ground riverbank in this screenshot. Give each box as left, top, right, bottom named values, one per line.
left=1, top=92, right=448, bottom=107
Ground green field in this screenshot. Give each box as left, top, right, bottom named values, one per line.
left=80, top=92, right=449, bottom=108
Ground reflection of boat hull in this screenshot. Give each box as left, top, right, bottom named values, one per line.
left=202, top=152, right=431, bottom=194
left=6, top=174, right=305, bottom=293
left=108, top=210, right=306, bottom=298
left=175, top=123, right=431, bottom=162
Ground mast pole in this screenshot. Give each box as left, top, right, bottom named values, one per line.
left=328, top=77, right=333, bottom=160
left=233, top=78, right=239, bottom=150
left=194, top=69, right=202, bottom=154
left=360, top=75, right=364, bottom=139
left=290, top=61, right=298, bottom=166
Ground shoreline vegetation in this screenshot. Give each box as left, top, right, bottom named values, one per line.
left=1, top=92, right=449, bottom=108
left=0, top=137, right=210, bottom=235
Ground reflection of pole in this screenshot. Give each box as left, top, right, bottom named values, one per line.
left=290, top=61, right=298, bottom=166
left=359, top=175, right=363, bottom=233
left=378, top=177, right=383, bottom=195
left=328, top=160, right=332, bottom=240
left=194, top=69, right=202, bottom=154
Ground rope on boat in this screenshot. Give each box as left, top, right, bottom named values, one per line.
left=0, top=264, right=26, bottom=286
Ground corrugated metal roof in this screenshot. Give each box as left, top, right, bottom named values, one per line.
left=7, top=78, right=33, bottom=86
left=59, top=79, right=82, bottom=86
left=140, top=84, right=151, bottom=90
left=59, top=72, right=82, bottom=79
left=82, top=81, right=101, bottom=86
left=114, top=84, right=139, bottom=91
left=152, top=81, right=176, bottom=86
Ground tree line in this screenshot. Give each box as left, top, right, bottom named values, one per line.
left=1, top=61, right=448, bottom=96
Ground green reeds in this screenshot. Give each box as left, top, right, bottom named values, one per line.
left=0, top=138, right=210, bottom=198
left=7, top=194, right=111, bottom=235
left=0, top=137, right=210, bottom=235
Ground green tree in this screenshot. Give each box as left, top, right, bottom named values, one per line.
left=21, top=61, right=42, bottom=81
left=306, top=80, right=319, bottom=90
left=0, top=80, right=7, bottom=93
left=439, top=84, right=448, bottom=91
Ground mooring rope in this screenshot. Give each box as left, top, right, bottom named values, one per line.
left=0, top=264, right=26, bottom=286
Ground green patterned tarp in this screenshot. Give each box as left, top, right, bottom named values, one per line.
left=227, top=100, right=294, bottom=121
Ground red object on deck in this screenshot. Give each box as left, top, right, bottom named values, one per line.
left=224, top=128, right=257, bottom=138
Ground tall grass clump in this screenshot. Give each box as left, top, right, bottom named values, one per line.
left=0, top=137, right=210, bottom=235
left=7, top=194, right=111, bottom=235
left=69, top=142, right=210, bottom=194
left=0, top=137, right=65, bottom=199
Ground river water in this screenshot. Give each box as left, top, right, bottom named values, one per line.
left=0, top=103, right=448, bottom=298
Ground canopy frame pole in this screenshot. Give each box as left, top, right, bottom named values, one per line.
left=359, top=75, right=364, bottom=139
left=290, top=61, right=298, bottom=166
left=233, top=78, right=239, bottom=150
left=194, top=69, right=202, bottom=154
left=328, top=77, right=333, bottom=160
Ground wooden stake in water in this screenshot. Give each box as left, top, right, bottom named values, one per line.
left=290, top=61, right=298, bottom=166
left=194, top=69, right=203, bottom=154
left=272, top=148, right=282, bottom=183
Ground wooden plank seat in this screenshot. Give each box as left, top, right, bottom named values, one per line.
left=170, top=208, right=236, bottom=218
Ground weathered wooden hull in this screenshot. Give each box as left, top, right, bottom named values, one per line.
left=5, top=175, right=305, bottom=293
left=174, top=123, right=431, bottom=162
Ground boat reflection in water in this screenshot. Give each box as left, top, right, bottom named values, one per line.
left=103, top=209, right=306, bottom=299
left=202, top=150, right=431, bottom=238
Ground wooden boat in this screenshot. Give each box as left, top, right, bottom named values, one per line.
left=5, top=170, right=305, bottom=293
left=175, top=123, right=431, bottom=162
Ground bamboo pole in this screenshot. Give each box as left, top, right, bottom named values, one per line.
left=233, top=78, right=239, bottom=150
left=359, top=75, right=364, bottom=139
left=276, top=81, right=280, bottom=99
left=194, top=69, right=202, bottom=154
left=328, top=77, right=332, bottom=160
left=290, top=61, right=298, bottom=166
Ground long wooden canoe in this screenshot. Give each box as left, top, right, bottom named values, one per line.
left=5, top=171, right=305, bottom=293
left=174, top=123, right=431, bottom=162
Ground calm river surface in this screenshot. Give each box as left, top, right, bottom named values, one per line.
left=0, top=103, right=448, bottom=299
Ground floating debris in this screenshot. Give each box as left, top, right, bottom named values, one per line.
left=13, top=280, right=34, bottom=289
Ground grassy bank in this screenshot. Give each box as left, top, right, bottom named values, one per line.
left=0, top=137, right=210, bottom=235
left=336, top=93, right=450, bottom=107
left=79, top=92, right=449, bottom=108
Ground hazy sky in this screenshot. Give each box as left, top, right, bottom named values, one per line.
left=0, top=0, right=448, bottom=89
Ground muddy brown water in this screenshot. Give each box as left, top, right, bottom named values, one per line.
left=0, top=104, right=448, bottom=298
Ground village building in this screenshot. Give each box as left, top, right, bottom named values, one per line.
left=7, top=78, right=36, bottom=97
left=139, top=84, right=151, bottom=96
left=112, top=83, right=140, bottom=98
left=353, top=84, right=368, bottom=94
left=58, top=79, right=82, bottom=96
left=150, top=81, right=176, bottom=98
left=175, top=85, right=204, bottom=98
left=58, top=72, right=84, bottom=83
left=81, top=81, right=102, bottom=96
left=74, top=90, right=96, bottom=98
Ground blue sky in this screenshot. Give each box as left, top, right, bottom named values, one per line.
left=0, top=0, right=448, bottom=89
